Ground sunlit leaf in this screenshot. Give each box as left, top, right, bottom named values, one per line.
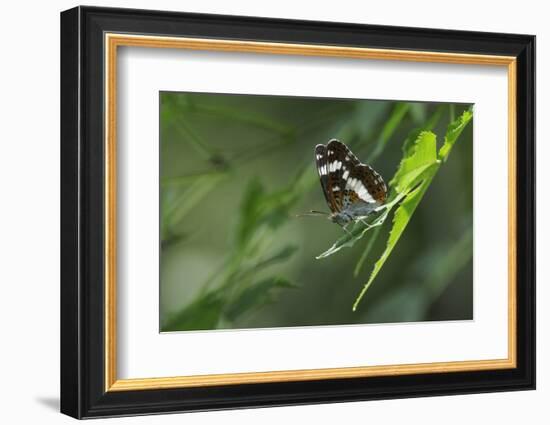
left=353, top=111, right=473, bottom=310
left=439, top=108, right=473, bottom=161
left=389, top=131, right=437, bottom=195
left=353, top=182, right=428, bottom=311
left=352, top=106, right=445, bottom=277
left=401, top=105, right=444, bottom=158
left=314, top=108, right=472, bottom=311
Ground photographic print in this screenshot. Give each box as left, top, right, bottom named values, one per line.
left=159, top=92, right=474, bottom=332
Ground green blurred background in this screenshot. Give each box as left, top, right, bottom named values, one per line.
left=159, top=91, right=473, bottom=332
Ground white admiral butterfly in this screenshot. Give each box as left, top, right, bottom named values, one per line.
left=312, top=139, right=387, bottom=227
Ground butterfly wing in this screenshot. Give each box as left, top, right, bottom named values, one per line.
left=315, top=143, right=341, bottom=213
left=315, top=139, right=387, bottom=214
left=344, top=163, right=387, bottom=206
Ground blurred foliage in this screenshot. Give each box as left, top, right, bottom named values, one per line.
left=159, top=91, right=474, bottom=332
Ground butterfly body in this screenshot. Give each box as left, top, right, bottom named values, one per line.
left=329, top=201, right=379, bottom=226
left=315, top=139, right=387, bottom=227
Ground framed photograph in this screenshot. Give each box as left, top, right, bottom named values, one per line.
left=60, top=6, right=535, bottom=419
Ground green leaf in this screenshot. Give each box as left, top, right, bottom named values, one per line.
left=353, top=107, right=443, bottom=277
left=315, top=206, right=391, bottom=259
left=224, top=277, right=296, bottom=321
left=235, top=245, right=299, bottom=282
left=353, top=224, right=383, bottom=277
left=368, top=103, right=410, bottom=162
left=449, top=103, right=456, bottom=122
left=236, top=180, right=266, bottom=248
left=161, top=292, right=225, bottom=332
left=160, top=231, right=188, bottom=249
left=352, top=110, right=473, bottom=310
left=389, top=131, right=437, bottom=195
left=353, top=181, right=430, bottom=311
left=351, top=101, right=390, bottom=140
left=161, top=173, right=227, bottom=242
left=236, top=170, right=310, bottom=250
left=401, top=105, right=444, bottom=158
left=161, top=169, right=229, bottom=187
left=236, top=182, right=294, bottom=249
left=438, top=108, right=473, bottom=161
left=422, top=226, right=473, bottom=300
left=408, top=103, right=427, bottom=125
left=361, top=225, right=473, bottom=321
left=185, top=99, right=293, bottom=137
left=176, top=119, right=216, bottom=161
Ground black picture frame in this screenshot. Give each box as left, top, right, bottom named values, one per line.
left=60, top=5, right=535, bottom=419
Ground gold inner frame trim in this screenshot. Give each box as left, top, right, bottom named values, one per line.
left=104, top=33, right=518, bottom=392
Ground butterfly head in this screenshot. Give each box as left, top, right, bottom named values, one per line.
left=329, top=211, right=353, bottom=226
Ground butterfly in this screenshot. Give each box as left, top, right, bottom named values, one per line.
left=307, top=139, right=387, bottom=228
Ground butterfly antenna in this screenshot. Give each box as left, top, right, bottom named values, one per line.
left=295, top=210, right=329, bottom=218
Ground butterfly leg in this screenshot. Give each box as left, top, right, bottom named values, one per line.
left=359, top=218, right=373, bottom=229
left=342, top=223, right=353, bottom=236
